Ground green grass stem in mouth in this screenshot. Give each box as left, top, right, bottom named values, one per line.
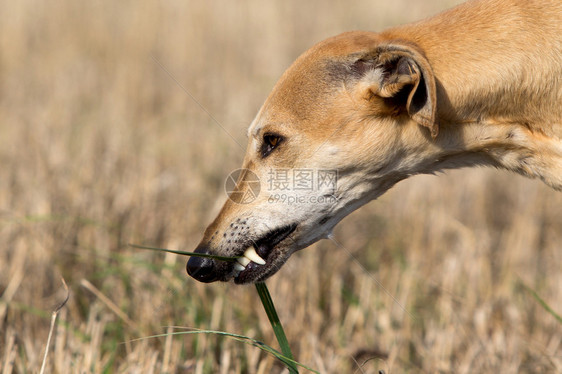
left=131, top=243, right=309, bottom=373
left=128, top=243, right=239, bottom=262
left=255, top=282, right=299, bottom=374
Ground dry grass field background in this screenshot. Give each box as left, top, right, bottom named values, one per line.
left=1, top=0, right=561, bottom=373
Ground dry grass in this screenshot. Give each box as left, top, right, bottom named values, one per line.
left=1, top=0, right=561, bottom=373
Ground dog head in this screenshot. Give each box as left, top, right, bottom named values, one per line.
left=187, top=31, right=438, bottom=284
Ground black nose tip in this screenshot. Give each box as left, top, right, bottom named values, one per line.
left=186, top=247, right=219, bottom=283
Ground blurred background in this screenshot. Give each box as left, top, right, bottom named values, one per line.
left=1, top=0, right=561, bottom=372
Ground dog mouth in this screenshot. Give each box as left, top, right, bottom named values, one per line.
left=232, top=223, right=297, bottom=284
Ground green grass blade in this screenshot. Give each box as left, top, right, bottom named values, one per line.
left=255, top=282, right=299, bottom=374
left=129, top=328, right=319, bottom=373
left=130, top=244, right=311, bottom=372
left=128, top=243, right=239, bottom=262
left=520, top=281, right=562, bottom=324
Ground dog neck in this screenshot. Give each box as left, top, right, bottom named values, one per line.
left=422, top=117, right=562, bottom=191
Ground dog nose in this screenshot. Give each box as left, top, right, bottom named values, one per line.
left=186, top=246, right=219, bottom=283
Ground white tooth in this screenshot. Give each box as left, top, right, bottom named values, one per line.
left=237, top=256, right=251, bottom=267
left=234, top=263, right=246, bottom=272
left=244, top=246, right=266, bottom=265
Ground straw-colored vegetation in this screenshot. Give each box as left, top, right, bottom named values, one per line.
left=1, top=1, right=561, bottom=372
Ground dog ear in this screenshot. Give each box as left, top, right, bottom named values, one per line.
left=353, top=44, right=438, bottom=138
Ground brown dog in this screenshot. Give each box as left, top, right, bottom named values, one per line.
left=187, top=0, right=562, bottom=284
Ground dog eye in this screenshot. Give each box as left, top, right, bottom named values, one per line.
left=261, top=134, right=284, bottom=158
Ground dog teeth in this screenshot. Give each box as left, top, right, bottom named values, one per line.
left=234, top=247, right=266, bottom=274
left=243, top=246, right=266, bottom=265
left=237, top=255, right=251, bottom=267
